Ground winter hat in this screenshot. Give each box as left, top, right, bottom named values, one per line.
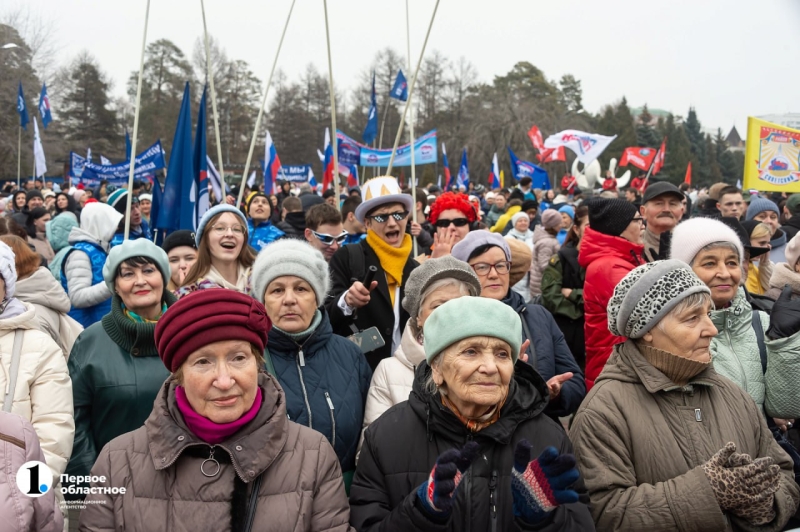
left=402, top=255, right=481, bottom=319
left=354, top=176, right=414, bottom=223
left=541, top=209, right=562, bottom=230
left=25, top=189, right=43, bottom=204
left=586, top=197, right=639, bottom=237
left=608, top=260, right=710, bottom=339
left=786, top=194, right=800, bottom=216
left=245, top=191, right=268, bottom=214
left=161, top=230, right=197, bottom=254
left=106, top=189, right=139, bottom=215
left=251, top=239, right=329, bottom=306
left=428, top=192, right=477, bottom=224
left=451, top=230, right=511, bottom=263
left=506, top=238, right=533, bottom=286
left=558, top=205, right=575, bottom=219
left=138, top=193, right=152, bottom=203
left=102, top=238, right=171, bottom=293
left=510, top=211, right=529, bottom=229
left=27, top=206, right=49, bottom=223
left=642, top=182, right=683, bottom=204
left=195, top=204, right=248, bottom=247
left=520, top=199, right=539, bottom=212
left=0, top=240, right=17, bottom=298
left=670, top=217, right=744, bottom=266
left=423, top=296, right=522, bottom=364
left=786, top=232, right=800, bottom=268
left=42, top=190, right=56, bottom=200
left=745, top=197, right=780, bottom=221
left=155, top=289, right=270, bottom=373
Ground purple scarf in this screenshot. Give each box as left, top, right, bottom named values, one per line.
left=175, top=386, right=262, bottom=445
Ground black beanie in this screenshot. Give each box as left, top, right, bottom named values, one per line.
left=521, top=199, right=539, bottom=212
left=161, top=230, right=198, bottom=254
left=25, top=189, right=43, bottom=203
left=586, top=197, right=638, bottom=237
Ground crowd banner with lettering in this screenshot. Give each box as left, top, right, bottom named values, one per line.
left=278, top=165, right=313, bottom=183
left=70, top=140, right=166, bottom=186
left=743, top=117, right=800, bottom=193
left=336, top=129, right=438, bottom=167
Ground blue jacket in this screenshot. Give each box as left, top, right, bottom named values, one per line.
left=61, top=241, right=111, bottom=328
left=267, top=311, right=372, bottom=473
left=110, top=218, right=152, bottom=248
left=502, top=289, right=586, bottom=417
left=247, top=219, right=285, bottom=252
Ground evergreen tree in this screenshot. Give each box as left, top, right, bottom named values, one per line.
left=683, top=107, right=709, bottom=184
left=635, top=104, right=660, bottom=148
left=596, top=97, right=636, bottom=171
left=660, top=114, right=692, bottom=185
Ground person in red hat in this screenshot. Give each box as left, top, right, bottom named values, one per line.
left=78, top=289, right=355, bottom=532
left=427, top=191, right=478, bottom=259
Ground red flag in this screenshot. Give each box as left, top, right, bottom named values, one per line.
left=528, top=125, right=544, bottom=152
left=684, top=161, right=692, bottom=185
left=537, top=146, right=566, bottom=163
left=619, top=147, right=656, bottom=171
left=652, top=138, right=667, bottom=175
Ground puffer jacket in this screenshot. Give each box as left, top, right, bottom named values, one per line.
left=350, top=361, right=594, bottom=531
left=0, top=411, right=63, bottom=532
left=78, top=373, right=355, bottom=532
left=248, top=218, right=285, bottom=252
left=710, top=287, right=800, bottom=418
left=15, top=266, right=83, bottom=356
left=0, top=301, right=73, bottom=483
left=110, top=218, right=152, bottom=247
left=578, top=226, right=644, bottom=390
left=46, top=212, right=78, bottom=283
left=485, top=204, right=505, bottom=228
left=66, top=293, right=176, bottom=496
left=767, top=262, right=800, bottom=300
left=490, top=204, right=521, bottom=234
left=529, top=225, right=560, bottom=296
left=541, top=242, right=585, bottom=321
left=268, top=310, right=372, bottom=475
left=571, top=340, right=800, bottom=531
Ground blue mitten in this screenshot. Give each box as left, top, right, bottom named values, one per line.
left=511, top=440, right=580, bottom=524
left=416, top=441, right=480, bottom=520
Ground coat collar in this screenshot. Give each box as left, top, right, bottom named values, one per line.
left=102, top=292, right=177, bottom=356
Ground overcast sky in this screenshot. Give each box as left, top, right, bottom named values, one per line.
left=6, top=0, right=800, bottom=135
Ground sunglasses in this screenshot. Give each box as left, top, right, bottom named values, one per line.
left=435, top=217, right=470, bottom=228
left=311, top=230, right=349, bottom=246
left=367, top=211, right=408, bottom=223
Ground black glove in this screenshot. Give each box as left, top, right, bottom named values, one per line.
left=649, top=231, right=672, bottom=261
left=766, top=285, right=800, bottom=339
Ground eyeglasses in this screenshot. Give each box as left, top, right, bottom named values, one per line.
left=470, top=261, right=512, bottom=276
left=434, top=217, right=470, bottom=228
left=366, top=211, right=408, bottom=223
left=312, top=230, right=348, bottom=246
left=631, top=217, right=645, bottom=224
left=211, top=225, right=246, bottom=235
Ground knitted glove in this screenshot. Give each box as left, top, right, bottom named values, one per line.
left=511, top=440, right=580, bottom=524
left=702, top=442, right=780, bottom=511
left=416, top=442, right=479, bottom=520
left=767, top=285, right=800, bottom=339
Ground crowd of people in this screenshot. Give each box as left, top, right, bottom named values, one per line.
left=2, top=173, right=800, bottom=531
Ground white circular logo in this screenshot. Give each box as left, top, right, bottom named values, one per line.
left=15, top=461, right=53, bottom=498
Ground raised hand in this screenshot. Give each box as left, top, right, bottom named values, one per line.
left=430, top=231, right=457, bottom=259
left=416, top=442, right=480, bottom=519
left=511, top=440, right=580, bottom=524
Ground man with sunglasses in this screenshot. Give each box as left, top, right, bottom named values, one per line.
left=327, top=177, right=418, bottom=370
left=304, top=203, right=346, bottom=262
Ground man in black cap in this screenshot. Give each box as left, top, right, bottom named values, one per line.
left=25, top=189, right=44, bottom=211
left=640, top=181, right=685, bottom=262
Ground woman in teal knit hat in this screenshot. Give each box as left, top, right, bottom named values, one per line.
left=65, top=238, right=177, bottom=502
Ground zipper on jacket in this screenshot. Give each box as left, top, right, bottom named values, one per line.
left=488, top=470, right=498, bottom=532
left=324, top=391, right=336, bottom=447
left=295, top=352, right=313, bottom=429
left=463, top=468, right=472, bottom=532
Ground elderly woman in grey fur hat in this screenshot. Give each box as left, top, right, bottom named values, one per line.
left=570, top=259, right=800, bottom=531
left=251, top=239, right=372, bottom=491
left=358, top=256, right=482, bottom=456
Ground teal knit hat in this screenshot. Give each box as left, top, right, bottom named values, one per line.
left=103, top=238, right=171, bottom=292
left=423, top=296, right=522, bottom=364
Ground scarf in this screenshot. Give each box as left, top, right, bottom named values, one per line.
left=366, top=230, right=412, bottom=307
left=274, top=310, right=322, bottom=342
left=507, top=228, right=533, bottom=243
left=122, top=302, right=167, bottom=323
left=175, top=386, right=262, bottom=445
left=441, top=392, right=505, bottom=433
left=640, top=345, right=710, bottom=387
left=205, top=264, right=251, bottom=293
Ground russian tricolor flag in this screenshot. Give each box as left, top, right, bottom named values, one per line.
left=489, top=153, right=500, bottom=189
left=263, top=129, right=281, bottom=195
left=442, top=143, right=452, bottom=190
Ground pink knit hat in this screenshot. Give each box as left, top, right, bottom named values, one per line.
left=541, top=209, right=562, bottom=230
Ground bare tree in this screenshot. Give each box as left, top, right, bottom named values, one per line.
left=2, top=5, right=59, bottom=83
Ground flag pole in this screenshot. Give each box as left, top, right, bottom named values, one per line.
left=124, top=0, right=151, bottom=240
left=237, top=0, right=297, bottom=208
left=385, top=0, right=440, bottom=176
left=376, top=93, right=392, bottom=171
left=16, top=126, right=21, bottom=188
left=406, top=0, right=418, bottom=256
left=323, top=0, right=341, bottom=211
left=200, top=0, right=225, bottom=184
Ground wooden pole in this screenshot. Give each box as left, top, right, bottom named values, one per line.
left=16, top=126, right=21, bottom=188
left=200, top=0, right=225, bottom=182
left=323, top=0, right=341, bottom=210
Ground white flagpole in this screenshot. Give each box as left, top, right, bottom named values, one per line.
left=200, top=0, right=225, bottom=184
left=17, top=126, right=21, bottom=188
left=323, top=0, right=341, bottom=211
left=124, top=0, right=150, bottom=240
left=406, top=0, right=418, bottom=256
left=386, top=0, right=440, bottom=176
left=237, top=0, right=297, bottom=208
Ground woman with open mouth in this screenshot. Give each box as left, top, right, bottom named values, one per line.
left=176, top=205, right=256, bottom=297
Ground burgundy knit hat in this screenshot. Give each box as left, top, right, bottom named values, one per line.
left=155, top=289, right=270, bottom=372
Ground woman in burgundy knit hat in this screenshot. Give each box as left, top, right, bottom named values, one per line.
left=78, top=288, right=355, bottom=532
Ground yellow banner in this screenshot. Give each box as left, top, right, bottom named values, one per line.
left=743, top=116, right=800, bottom=193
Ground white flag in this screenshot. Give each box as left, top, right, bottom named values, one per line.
left=100, top=155, right=112, bottom=166
left=207, top=155, right=223, bottom=202
left=86, top=147, right=92, bottom=163
left=247, top=170, right=257, bottom=188
left=544, top=129, right=616, bottom=165
left=33, top=117, right=47, bottom=178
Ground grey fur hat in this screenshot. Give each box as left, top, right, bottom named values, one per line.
left=251, top=239, right=329, bottom=306
left=402, top=255, right=482, bottom=319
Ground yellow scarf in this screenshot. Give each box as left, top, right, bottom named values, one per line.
left=366, top=230, right=412, bottom=307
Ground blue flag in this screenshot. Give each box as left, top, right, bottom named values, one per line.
left=457, top=148, right=469, bottom=188
left=362, top=72, right=378, bottom=144
left=17, top=82, right=28, bottom=130
left=38, top=84, right=52, bottom=128
left=158, top=82, right=195, bottom=231
left=150, top=180, right=164, bottom=242
left=507, top=147, right=551, bottom=190
left=193, top=85, right=209, bottom=226
left=125, top=130, right=132, bottom=161
left=390, top=69, right=408, bottom=101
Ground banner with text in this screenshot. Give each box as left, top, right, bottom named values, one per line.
left=70, top=140, right=166, bottom=186
left=336, top=129, right=438, bottom=167
left=279, top=165, right=313, bottom=183
left=743, top=117, right=800, bottom=193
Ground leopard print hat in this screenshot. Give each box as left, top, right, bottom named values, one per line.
left=607, top=260, right=711, bottom=339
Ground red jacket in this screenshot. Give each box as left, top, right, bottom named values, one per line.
left=578, top=227, right=644, bottom=391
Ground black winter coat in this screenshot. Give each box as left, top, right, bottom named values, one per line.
left=350, top=361, right=594, bottom=532
left=782, top=215, right=800, bottom=241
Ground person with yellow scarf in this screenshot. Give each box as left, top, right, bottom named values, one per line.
left=326, top=177, right=419, bottom=370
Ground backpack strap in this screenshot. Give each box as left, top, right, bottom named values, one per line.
left=346, top=242, right=367, bottom=284
left=752, top=310, right=768, bottom=374
left=3, top=330, right=24, bottom=413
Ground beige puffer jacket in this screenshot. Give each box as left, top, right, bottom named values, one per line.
left=529, top=225, right=560, bottom=296
left=79, top=372, right=354, bottom=532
